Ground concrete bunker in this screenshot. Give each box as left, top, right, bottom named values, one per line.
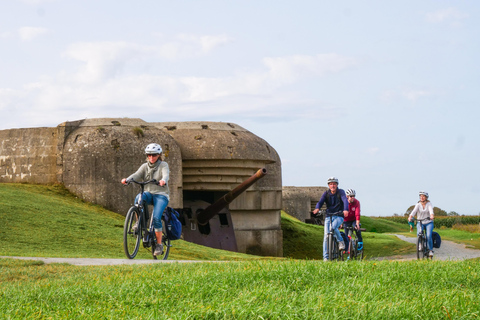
left=0, top=118, right=283, bottom=257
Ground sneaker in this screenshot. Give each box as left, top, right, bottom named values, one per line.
left=338, top=241, right=345, bottom=250
left=154, top=243, right=164, bottom=256
left=357, top=242, right=363, bottom=251
left=323, top=258, right=329, bottom=262
left=428, top=250, right=434, bottom=257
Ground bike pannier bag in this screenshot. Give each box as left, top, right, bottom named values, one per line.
left=432, top=231, right=441, bottom=248
left=165, top=207, right=182, bottom=240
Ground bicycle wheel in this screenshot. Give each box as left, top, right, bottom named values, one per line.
left=416, top=235, right=422, bottom=260
left=350, top=239, right=357, bottom=260
left=149, top=217, right=171, bottom=260
left=328, top=234, right=334, bottom=261
left=338, top=242, right=344, bottom=261
left=424, top=237, right=431, bottom=260
left=124, top=206, right=142, bottom=259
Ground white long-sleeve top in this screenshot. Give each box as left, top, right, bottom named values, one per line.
left=409, top=201, right=434, bottom=222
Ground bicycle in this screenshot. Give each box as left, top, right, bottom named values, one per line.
left=416, top=218, right=433, bottom=260
left=344, top=225, right=364, bottom=260
left=325, top=212, right=344, bottom=261
left=123, top=179, right=170, bottom=260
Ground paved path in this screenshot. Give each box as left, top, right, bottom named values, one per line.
left=3, top=235, right=480, bottom=265
left=374, top=234, right=480, bottom=261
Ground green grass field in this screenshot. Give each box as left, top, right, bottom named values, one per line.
left=2, top=183, right=480, bottom=319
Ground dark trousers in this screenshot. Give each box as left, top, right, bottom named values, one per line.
left=343, top=221, right=363, bottom=242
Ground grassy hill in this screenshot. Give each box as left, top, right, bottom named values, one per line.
left=0, top=183, right=273, bottom=261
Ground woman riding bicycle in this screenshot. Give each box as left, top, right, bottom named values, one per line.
left=344, top=188, right=363, bottom=251
left=121, top=143, right=170, bottom=256
left=312, top=177, right=349, bottom=261
left=408, top=191, right=435, bottom=257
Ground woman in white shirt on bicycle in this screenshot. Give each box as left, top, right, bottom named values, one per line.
left=408, top=191, right=435, bottom=257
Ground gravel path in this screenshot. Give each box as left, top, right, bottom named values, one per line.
left=374, top=234, right=480, bottom=261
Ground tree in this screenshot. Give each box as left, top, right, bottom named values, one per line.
left=406, top=205, right=447, bottom=216
left=447, top=211, right=459, bottom=216
left=404, top=205, right=415, bottom=217
left=433, top=207, right=447, bottom=216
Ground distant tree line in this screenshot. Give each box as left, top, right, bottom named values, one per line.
left=403, top=205, right=461, bottom=217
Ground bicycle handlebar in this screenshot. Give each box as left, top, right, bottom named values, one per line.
left=125, top=179, right=159, bottom=186
left=325, top=211, right=344, bottom=217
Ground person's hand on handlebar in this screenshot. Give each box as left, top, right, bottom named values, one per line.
left=343, top=210, right=348, bottom=218
left=121, top=178, right=128, bottom=185
left=312, top=208, right=320, bottom=215
left=159, top=180, right=166, bottom=186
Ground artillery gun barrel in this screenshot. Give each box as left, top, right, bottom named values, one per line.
left=197, top=168, right=267, bottom=225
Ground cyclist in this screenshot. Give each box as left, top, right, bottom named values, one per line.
left=408, top=216, right=415, bottom=232
left=344, top=189, right=363, bottom=251
left=121, top=143, right=170, bottom=256
left=313, top=177, right=349, bottom=261
left=408, top=191, right=435, bottom=257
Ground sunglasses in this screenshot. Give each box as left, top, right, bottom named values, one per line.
left=147, top=154, right=159, bottom=157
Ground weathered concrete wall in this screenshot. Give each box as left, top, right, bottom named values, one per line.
left=0, top=127, right=59, bottom=184
left=60, top=118, right=183, bottom=214
left=156, top=121, right=283, bottom=257
left=282, top=186, right=328, bottom=221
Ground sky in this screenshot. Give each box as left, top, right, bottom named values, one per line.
left=1, top=0, right=479, bottom=216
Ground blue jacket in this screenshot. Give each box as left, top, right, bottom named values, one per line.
left=315, top=189, right=349, bottom=214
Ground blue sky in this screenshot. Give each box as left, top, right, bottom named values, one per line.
left=1, top=0, right=479, bottom=216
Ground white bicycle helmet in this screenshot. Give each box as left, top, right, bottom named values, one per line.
left=346, top=189, right=356, bottom=197
left=419, top=191, right=429, bottom=198
left=145, top=143, right=162, bottom=155
left=327, top=177, right=339, bottom=185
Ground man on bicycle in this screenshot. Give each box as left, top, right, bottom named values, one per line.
left=313, top=177, right=349, bottom=261
left=344, top=189, right=363, bottom=251
left=121, top=143, right=170, bottom=256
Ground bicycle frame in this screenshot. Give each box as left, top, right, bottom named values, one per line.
left=344, top=225, right=364, bottom=260
left=325, top=212, right=343, bottom=261
left=416, top=218, right=432, bottom=260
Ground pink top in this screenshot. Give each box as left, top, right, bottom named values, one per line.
left=345, top=198, right=361, bottom=222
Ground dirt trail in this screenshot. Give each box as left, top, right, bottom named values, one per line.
left=374, top=234, right=480, bottom=261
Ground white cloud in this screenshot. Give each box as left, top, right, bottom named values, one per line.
left=1, top=36, right=358, bottom=127
left=262, top=54, right=358, bottom=85
left=381, top=87, right=435, bottom=103
left=18, top=27, right=48, bottom=41
left=177, top=33, right=233, bottom=54
left=367, top=147, right=380, bottom=155
left=426, top=7, right=469, bottom=25
left=403, top=89, right=432, bottom=102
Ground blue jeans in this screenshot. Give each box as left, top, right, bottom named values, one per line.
left=135, top=192, right=169, bottom=232
left=323, top=215, right=344, bottom=259
left=417, top=220, right=434, bottom=251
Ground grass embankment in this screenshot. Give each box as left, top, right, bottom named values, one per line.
left=1, top=258, right=480, bottom=319
left=0, top=183, right=270, bottom=261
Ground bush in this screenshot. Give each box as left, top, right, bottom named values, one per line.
left=381, top=216, right=480, bottom=228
